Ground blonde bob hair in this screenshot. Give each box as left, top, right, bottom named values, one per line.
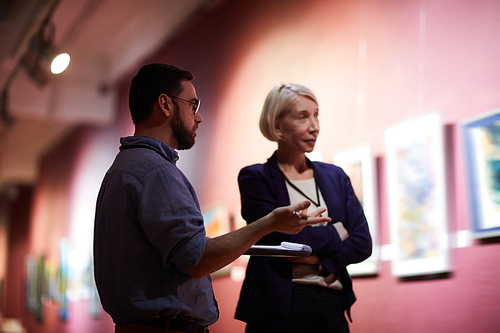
left=259, top=83, right=318, bottom=142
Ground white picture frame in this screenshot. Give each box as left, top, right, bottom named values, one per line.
left=335, top=145, right=379, bottom=276
left=385, top=113, right=450, bottom=277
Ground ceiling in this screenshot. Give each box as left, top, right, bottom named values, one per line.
left=0, top=0, right=212, bottom=189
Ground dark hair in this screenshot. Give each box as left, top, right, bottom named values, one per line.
left=128, top=63, right=194, bottom=124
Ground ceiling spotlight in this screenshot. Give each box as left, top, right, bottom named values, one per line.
left=50, top=52, right=70, bottom=74
left=20, top=20, right=70, bottom=85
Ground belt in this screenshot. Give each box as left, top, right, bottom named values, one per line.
left=132, top=317, right=209, bottom=333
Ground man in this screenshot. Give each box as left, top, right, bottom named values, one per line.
left=93, top=63, right=330, bottom=333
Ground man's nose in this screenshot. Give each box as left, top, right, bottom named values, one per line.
left=195, top=111, right=203, bottom=123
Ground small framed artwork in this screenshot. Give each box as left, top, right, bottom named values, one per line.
left=25, top=255, right=45, bottom=321
left=202, top=203, right=231, bottom=278
left=335, top=145, right=379, bottom=276
left=385, top=113, right=450, bottom=277
left=202, top=203, right=230, bottom=238
left=461, top=109, right=500, bottom=239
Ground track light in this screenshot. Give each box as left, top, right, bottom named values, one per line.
left=51, top=52, right=70, bottom=74
left=19, top=20, right=70, bottom=86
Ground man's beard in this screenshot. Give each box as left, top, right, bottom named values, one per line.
left=171, top=103, right=196, bottom=150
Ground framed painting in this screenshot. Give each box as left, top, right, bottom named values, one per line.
left=334, top=145, right=379, bottom=276
left=461, top=109, right=500, bottom=238
left=201, top=203, right=231, bottom=277
left=202, top=203, right=230, bottom=238
left=25, top=255, right=45, bottom=321
left=385, top=113, right=450, bottom=277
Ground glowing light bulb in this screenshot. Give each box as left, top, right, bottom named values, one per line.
left=50, top=53, right=70, bottom=74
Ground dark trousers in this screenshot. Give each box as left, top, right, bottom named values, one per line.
left=115, top=324, right=186, bottom=333
left=115, top=317, right=209, bottom=333
left=245, top=283, right=349, bottom=333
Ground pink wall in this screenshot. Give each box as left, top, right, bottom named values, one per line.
left=3, top=87, right=132, bottom=332
left=4, top=0, right=500, bottom=332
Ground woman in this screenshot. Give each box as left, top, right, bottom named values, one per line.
left=234, top=83, right=372, bottom=333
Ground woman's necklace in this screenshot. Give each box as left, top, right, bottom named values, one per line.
left=282, top=169, right=321, bottom=208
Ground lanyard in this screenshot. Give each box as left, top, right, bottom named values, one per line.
left=282, top=170, right=321, bottom=208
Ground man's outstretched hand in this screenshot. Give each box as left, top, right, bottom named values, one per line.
left=268, top=200, right=331, bottom=234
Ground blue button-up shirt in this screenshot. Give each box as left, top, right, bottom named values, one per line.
left=93, top=136, right=218, bottom=326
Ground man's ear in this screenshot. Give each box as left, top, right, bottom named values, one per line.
left=158, top=94, right=171, bottom=116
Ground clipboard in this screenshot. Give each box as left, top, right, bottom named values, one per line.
left=244, top=242, right=312, bottom=257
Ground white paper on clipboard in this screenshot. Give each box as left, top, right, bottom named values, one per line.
left=244, top=242, right=312, bottom=257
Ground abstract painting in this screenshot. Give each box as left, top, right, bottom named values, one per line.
left=385, top=113, right=450, bottom=277
left=462, top=109, right=500, bottom=238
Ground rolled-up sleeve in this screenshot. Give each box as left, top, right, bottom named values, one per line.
left=137, top=165, right=207, bottom=274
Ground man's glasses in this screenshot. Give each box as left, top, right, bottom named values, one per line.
left=168, top=95, right=201, bottom=115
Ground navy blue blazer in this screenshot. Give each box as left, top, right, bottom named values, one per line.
left=234, top=152, right=372, bottom=331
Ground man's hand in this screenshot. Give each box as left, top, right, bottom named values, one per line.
left=267, top=200, right=331, bottom=234
left=187, top=201, right=330, bottom=279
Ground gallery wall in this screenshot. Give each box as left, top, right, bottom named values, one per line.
left=3, top=0, right=500, bottom=332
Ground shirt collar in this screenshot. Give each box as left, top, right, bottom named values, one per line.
left=120, top=136, right=179, bottom=164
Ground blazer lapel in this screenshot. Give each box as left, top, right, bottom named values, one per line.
left=266, top=151, right=291, bottom=207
